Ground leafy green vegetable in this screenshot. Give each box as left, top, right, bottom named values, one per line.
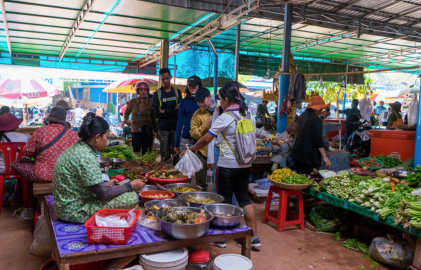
left=99, top=144, right=158, bottom=162
left=372, top=155, right=402, bottom=169
left=334, top=232, right=341, bottom=241
left=282, top=174, right=311, bottom=184
left=408, top=165, right=421, bottom=186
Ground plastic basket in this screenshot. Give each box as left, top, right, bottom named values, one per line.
left=358, top=157, right=384, bottom=170
left=84, top=209, right=141, bottom=245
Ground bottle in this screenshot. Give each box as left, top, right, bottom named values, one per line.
left=186, top=251, right=213, bottom=270
left=206, top=169, right=213, bottom=186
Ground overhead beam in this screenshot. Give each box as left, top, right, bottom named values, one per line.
left=59, top=0, right=95, bottom=61
left=331, top=0, right=360, bottom=13
left=361, top=0, right=405, bottom=18
left=0, top=0, right=12, bottom=55
left=138, top=0, right=260, bottom=67
left=136, top=0, right=246, bottom=13
left=384, top=6, right=421, bottom=23
left=291, top=31, right=357, bottom=52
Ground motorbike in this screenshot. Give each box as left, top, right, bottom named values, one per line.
left=343, top=118, right=372, bottom=158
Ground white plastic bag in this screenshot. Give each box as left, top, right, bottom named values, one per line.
left=138, top=211, right=161, bottom=231
left=95, top=208, right=136, bottom=227
left=359, top=98, right=374, bottom=122
left=407, top=94, right=418, bottom=127
left=30, top=214, right=53, bottom=257
left=175, top=149, right=203, bottom=178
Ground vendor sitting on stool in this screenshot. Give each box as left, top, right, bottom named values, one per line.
left=286, top=96, right=331, bottom=174
left=387, top=101, right=403, bottom=129
left=52, top=114, right=145, bottom=223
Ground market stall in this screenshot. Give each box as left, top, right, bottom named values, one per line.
left=369, top=129, right=415, bottom=161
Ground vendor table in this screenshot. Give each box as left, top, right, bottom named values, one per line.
left=44, top=195, right=252, bottom=270
left=305, top=188, right=421, bottom=269
left=369, top=129, right=415, bottom=161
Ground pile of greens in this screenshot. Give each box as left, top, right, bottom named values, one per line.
left=100, top=144, right=158, bottom=162
left=282, top=174, right=311, bottom=184
left=372, top=155, right=402, bottom=169
left=396, top=200, right=421, bottom=228
left=408, top=165, right=421, bottom=186
left=322, top=171, right=360, bottom=200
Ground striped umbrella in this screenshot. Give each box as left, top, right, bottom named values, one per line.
left=0, top=77, right=59, bottom=99
left=103, top=78, right=158, bottom=93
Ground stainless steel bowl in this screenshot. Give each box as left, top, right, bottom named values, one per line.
left=165, top=183, right=202, bottom=196
left=144, top=199, right=190, bottom=214
left=156, top=207, right=213, bottom=240
left=98, top=157, right=112, bottom=167
left=140, top=185, right=161, bottom=192
left=111, top=158, right=126, bottom=167
left=181, top=192, right=224, bottom=208
left=204, top=203, right=245, bottom=228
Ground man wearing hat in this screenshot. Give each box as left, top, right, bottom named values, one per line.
left=12, top=107, right=78, bottom=183
left=0, top=113, right=27, bottom=175
left=189, top=87, right=216, bottom=190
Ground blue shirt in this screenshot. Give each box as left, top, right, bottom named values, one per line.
left=175, top=97, right=200, bottom=147
left=375, top=106, right=387, bottom=115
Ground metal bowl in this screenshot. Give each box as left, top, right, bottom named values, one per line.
left=181, top=192, right=224, bottom=208
left=165, top=183, right=202, bottom=196
left=98, top=157, right=112, bottom=167
left=140, top=185, right=161, bottom=192
left=111, top=158, right=126, bottom=167
left=204, top=203, right=245, bottom=228
left=156, top=207, right=213, bottom=240
left=144, top=199, right=190, bottom=214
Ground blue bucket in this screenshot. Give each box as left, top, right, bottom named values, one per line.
left=255, top=178, right=272, bottom=190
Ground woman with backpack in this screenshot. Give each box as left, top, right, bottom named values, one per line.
left=190, top=84, right=260, bottom=249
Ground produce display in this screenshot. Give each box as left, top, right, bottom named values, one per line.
left=100, top=144, right=158, bottom=162
left=122, top=170, right=142, bottom=180
left=160, top=207, right=207, bottom=224
left=360, top=158, right=382, bottom=168
left=269, top=168, right=311, bottom=184
left=373, top=154, right=402, bottom=169
left=169, top=186, right=199, bottom=193
left=151, top=169, right=186, bottom=179
left=186, top=195, right=215, bottom=204
left=408, top=165, right=421, bottom=186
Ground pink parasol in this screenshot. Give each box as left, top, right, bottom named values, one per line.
left=0, top=77, right=59, bottom=99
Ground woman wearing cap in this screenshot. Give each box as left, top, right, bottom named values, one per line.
left=124, top=82, right=158, bottom=154
left=0, top=113, right=27, bottom=174
left=52, top=115, right=145, bottom=223
left=174, top=75, right=202, bottom=156
left=387, top=101, right=404, bottom=129
left=287, top=96, right=331, bottom=174
left=11, top=107, right=78, bottom=183
left=190, top=84, right=261, bottom=249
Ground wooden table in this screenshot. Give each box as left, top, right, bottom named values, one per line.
left=33, top=183, right=52, bottom=215
left=44, top=199, right=252, bottom=270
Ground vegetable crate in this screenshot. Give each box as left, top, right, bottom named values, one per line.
left=84, top=209, right=141, bottom=245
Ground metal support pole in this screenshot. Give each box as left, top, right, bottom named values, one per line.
left=173, top=55, right=176, bottom=84
left=277, top=3, right=293, bottom=133
left=342, top=62, right=348, bottom=118
left=234, top=24, right=241, bottom=81
left=159, top=40, right=169, bottom=88
left=207, top=39, right=218, bottom=101
left=414, top=75, right=421, bottom=168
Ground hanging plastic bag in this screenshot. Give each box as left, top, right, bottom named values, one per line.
left=359, top=98, right=374, bottom=122
left=407, top=94, right=418, bottom=127
left=309, top=205, right=340, bottom=232
left=30, top=214, right=53, bottom=257
left=13, top=207, right=34, bottom=221
left=175, top=148, right=203, bottom=178
left=369, top=236, right=414, bottom=269
left=138, top=211, right=161, bottom=231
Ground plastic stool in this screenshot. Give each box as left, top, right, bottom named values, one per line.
left=262, top=186, right=305, bottom=232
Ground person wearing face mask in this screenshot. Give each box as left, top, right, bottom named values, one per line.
left=189, top=88, right=216, bottom=191
left=174, top=75, right=201, bottom=157
left=52, top=115, right=145, bottom=223
left=124, top=82, right=158, bottom=154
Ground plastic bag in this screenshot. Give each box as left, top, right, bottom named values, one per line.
left=407, top=94, right=418, bottom=127
left=13, top=207, right=34, bottom=221
left=359, top=98, right=374, bottom=122
left=369, top=236, right=414, bottom=269
left=309, top=205, right=340, bottom=232
left=30, top=214, right=53, bottom=257
left=319, top=170, right=337, bottom=178
left=175, top=148, right=203, bottom=178
left=138, top=211, right=161, bottom=231
left=411, top=188, right=421, bottom=197
left=153, top=138, right=160, bottom=148
left=275, top=131, right=290, bottom=140
left=95, top=208, right=136, bottom=227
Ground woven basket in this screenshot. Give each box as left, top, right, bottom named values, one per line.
left=268, top=178, right=313, bottom=190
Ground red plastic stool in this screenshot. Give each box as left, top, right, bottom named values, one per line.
left=262, top=186, right=305, bottom=232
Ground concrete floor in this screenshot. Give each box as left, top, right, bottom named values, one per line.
left=0, top=202, right=389, bottom=270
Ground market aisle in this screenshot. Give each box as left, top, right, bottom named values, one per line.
left=0, top=201, right=390, bottom=270
left=0, top=205, right=46, bottom=270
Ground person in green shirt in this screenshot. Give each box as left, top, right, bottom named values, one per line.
left=52, top=114, right=145, bottom=223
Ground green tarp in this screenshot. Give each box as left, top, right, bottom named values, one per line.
left=305, top=188, right=421, bottom=237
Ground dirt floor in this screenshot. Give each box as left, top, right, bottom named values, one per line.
left=0, top=201, right=390, bottom=270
